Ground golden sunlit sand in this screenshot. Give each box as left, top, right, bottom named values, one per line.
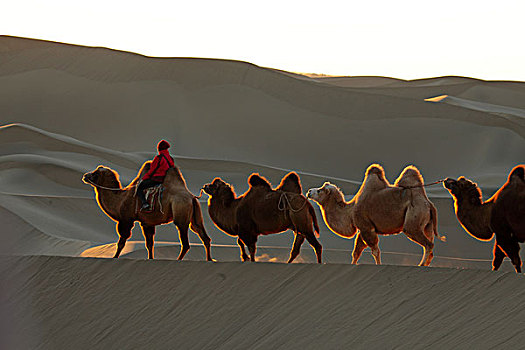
left=1, top=36, right=525, bottom=348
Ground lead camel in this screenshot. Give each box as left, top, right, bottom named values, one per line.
left=83, top=163, right=213, bottom=261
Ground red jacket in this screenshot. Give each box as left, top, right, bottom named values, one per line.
left=143, top=149, right=175, bottom=181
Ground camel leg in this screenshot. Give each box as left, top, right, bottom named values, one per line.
left=114, top=221, right=133, bottom=258
left=360, top=229, right=380, bottom=265
left=371, top=248, right=381, bottom=265
left=190, top=222, right=213, bottom=262
left=303, top=231, right=322, bottom=264
left=141, top=224, right=155, bottom=259
left=288, top=233, right=306, bottom=263
left=248, top=243, right=257, bottom=262
left=496, top=236, right=521, bottom=273
left=238, top=234, right=258, bottom=262
left=492, top=242, right=506, bottom=271
left=189, top=202, right=213, bottom=261
left=404, top=230, right=434, bottom=267
left=351, top=233, right=367, bottom=264
left=176, top=223, right=190, bottom=261
left=418, top=242, right=434, bottom=267
left=507, top=243, right=521, bottom=273
left=237, top=238, right=249, bottom=262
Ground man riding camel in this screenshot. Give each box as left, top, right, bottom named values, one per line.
left=138, top=140, right=175, bottom=211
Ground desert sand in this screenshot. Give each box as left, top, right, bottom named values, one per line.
left=1, top=35, right=525, bottom=348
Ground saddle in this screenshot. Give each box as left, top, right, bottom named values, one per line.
left=139, top=184, right=164, bottom=213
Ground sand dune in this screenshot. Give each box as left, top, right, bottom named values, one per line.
left=429, top=95, right=525, bottom=118
left=1, top=36, right=525, bottom=348
left=3, top=255, right=525, bottom=349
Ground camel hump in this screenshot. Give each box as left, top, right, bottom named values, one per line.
left=359, top=163, right=389, bottom=191
left=248, top=173, right=272, bottom=190
left=129, top=161, right=152, bottom=186
left=365, top=164, right=388, bottom=184
left=509, top=165, right=525, bottom=183
left=366, top=164, right=385, bottom=177
left=394, top=165, right=424, bottom=188
left=164, top=166, right=187, bottom=186
left=276, top=172, right=302, bottom=194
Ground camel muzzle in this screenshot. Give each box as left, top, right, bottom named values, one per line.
left=202, top=185, right=212, bottom=195
left=443, top=178, right=456, bottom=189
left=82, top=173, right=92, bottom=184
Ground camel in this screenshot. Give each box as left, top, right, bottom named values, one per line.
left=444, top=165, right=525, bottom=272
left=202, top=172, right=322, bottom=263
left=83, top=163, right=213, bottom=261
left=307, top=164, right=445, bottom=266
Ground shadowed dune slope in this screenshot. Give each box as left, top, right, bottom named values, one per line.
left=2, top=255, right=525, bottom=350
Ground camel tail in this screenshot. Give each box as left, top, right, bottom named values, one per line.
left=308, top=202, right=320, bottom=238
left=190, top=196, right=207, bottom=235
left=430, top=204, right=446, bottom=242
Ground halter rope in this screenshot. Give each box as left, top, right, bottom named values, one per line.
left=84, top=178, right=132, bottom=191
left=194, top=188, right=205, bottom=199
left=397, top=179, right=445, bottom=189
left=278, top=192, right=308, bottom=213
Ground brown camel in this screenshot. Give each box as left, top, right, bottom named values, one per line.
left=83, top=163, right=213, bottom=261
left=307, top=164, right=445, bottom=266
left=202, top=172, right=322, bottom=263
left=444, top=165, right=525, bottom=272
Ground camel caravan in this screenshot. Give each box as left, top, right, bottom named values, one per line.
left=83, top=149, right=525, bottom=272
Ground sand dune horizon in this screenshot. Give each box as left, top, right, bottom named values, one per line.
left=1, top=35, right=525, bottom=348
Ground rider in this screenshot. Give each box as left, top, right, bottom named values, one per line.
left=138, top=140, right=175, bottom=211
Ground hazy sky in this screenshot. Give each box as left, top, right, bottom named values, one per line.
left=3, top=0, right=525, bottom=81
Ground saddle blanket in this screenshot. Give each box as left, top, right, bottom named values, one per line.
left=141, top=184, right=164, bottom=212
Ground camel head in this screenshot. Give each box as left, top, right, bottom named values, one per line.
left=307, top=182, right=343, bottom=205
left=83, top=166, right=121, bottom=189
left=443, top=177, right=482, bottom=205
left=203, top=177, right=235, bottom=199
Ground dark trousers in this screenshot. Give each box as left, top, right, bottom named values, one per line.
left=137, top=179, right=162, bottom=205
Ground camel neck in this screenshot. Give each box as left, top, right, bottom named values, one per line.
left=455, top=198, right=494, bottom=240
left=208, top=196, right=238, bottom=235
left=320, top=199, right=357, bottom=238
left=95, top=188, right=127, bottom=221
